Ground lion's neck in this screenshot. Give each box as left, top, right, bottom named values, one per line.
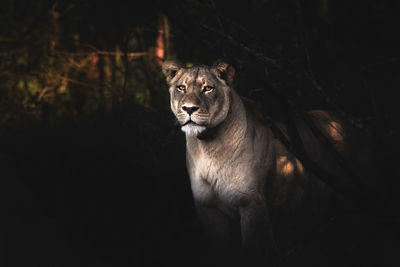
left=186, top=91, right=248, bottom=157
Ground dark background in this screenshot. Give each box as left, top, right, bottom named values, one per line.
left=1, top=0, right=400, bottom=266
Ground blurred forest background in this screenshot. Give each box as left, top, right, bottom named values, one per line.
left=1, top=0, right=400, bottom=266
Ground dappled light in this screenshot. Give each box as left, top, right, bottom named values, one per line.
left=277, top=156, right=295, bottom=176
left=277, top=156, right=305, bottom=177
left=325, top=121, right=345, bottom=150
left=295, top=159, right=304, bottom=175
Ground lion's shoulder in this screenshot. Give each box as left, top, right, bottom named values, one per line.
left=240, top=96, right=269, bottom=125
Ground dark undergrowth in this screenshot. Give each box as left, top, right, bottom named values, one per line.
left=1, top=103, right=399, bottom=267
left=0, top=104, right=207, bottom=267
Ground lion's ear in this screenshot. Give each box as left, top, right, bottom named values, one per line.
left=211, top=61, right=235, bottom=86
left=162, top=59, right=184, bottom=84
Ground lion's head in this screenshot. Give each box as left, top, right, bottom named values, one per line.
left=162, top=59, right=235, bottom=137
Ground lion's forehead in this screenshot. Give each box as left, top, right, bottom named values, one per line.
left=175, top=67, right=219, bottom=86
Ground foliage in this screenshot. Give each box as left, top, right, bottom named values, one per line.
left=0, top=0, right=170, bottom=127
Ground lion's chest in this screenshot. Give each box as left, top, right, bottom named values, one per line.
left=188, top=153, right=253, bottom=213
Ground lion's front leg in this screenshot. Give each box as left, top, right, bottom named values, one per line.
left=239, top=198, right=280, bottom=266
left=195, top=202, right=242, bottom=265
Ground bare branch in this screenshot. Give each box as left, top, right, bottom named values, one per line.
left=57, top=51, right=149, bottom=57
left=196, top=22, right=301, bottom=78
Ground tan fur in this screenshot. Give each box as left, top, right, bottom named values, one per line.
left=162, top=60, right=375, bottom=266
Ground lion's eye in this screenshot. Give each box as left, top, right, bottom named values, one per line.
left=176, top=85, right=186, bottom=92
left=203, top=86, right=214, bottom=93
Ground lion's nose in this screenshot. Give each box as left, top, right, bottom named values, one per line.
left=182, top=105, right=199, bottom=115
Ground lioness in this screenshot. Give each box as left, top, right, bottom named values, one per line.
left=162, top=60, right=376, bottom=266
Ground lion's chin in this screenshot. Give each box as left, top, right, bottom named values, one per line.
left=181, top=123, right=207, bottom=136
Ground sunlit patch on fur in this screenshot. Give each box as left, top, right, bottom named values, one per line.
left=296, top=159, right=304, bottom=174
left=327, top=121, right=344, bottom=143
left=181, top=124, right=206, bottom=136
left=277, top=156, right=295, bottom=176
left=324, top=121, right=345, bottom=151
left=282, top=161, right=294, bottom=176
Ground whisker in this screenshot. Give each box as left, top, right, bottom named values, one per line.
left=192, top=116, right=209, bottom=120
